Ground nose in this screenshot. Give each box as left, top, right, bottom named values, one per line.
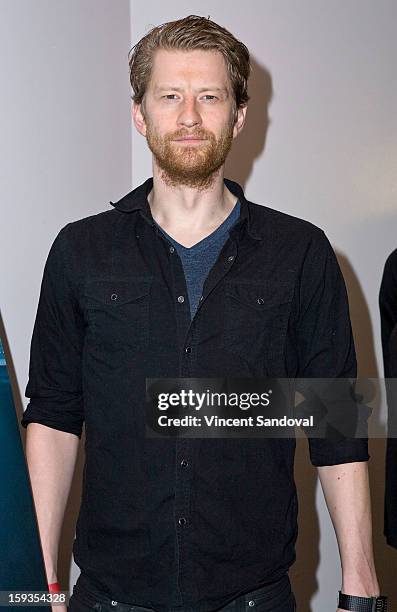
left=177, top=96, right=202, bottom=129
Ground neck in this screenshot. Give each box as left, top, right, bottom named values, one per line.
left=148, top=161, right=237, bottom=236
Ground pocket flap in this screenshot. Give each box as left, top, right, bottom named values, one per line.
left=225, top=280, right=294, bottom=311
left=83, top=279, right=152, bottom=306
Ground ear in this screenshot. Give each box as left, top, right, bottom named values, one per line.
left=232, top=105, right=247, bottom=139
left=132, top=101, right=147, bottom=137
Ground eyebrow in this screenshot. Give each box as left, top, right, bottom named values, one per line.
left=155, top=85, right=229, bottom=95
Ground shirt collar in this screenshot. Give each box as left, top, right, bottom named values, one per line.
left=109, top=177, right=262, bottom=241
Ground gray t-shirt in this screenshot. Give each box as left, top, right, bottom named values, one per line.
left=156, top=200, right=241, bottom=319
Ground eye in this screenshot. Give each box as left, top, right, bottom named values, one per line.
left=202, top=95, right=218, bottom=101
left=162, top=94, right=179, bottom=100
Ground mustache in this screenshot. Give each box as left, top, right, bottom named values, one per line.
left=166, top=130, right=214, bottom=141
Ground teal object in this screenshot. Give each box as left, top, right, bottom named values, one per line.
left=0, top=337, right=49, bottom=610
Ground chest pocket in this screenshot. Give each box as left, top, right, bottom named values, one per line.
left=83, top=279, right=152, bottom=350
left=222, top=280, right=294, bottom=366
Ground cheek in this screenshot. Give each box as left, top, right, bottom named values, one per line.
left=204, top=109, right=235, bottom=132
left=150, top=115, right=177, bottom=138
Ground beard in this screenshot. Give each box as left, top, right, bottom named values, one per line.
left=145, top=116, right=235, bottom=190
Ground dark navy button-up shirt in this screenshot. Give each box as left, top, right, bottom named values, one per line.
left=21, top=177, right=369, bottom=612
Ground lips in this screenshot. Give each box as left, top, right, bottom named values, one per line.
left=173, top=136, right=207, bottom=141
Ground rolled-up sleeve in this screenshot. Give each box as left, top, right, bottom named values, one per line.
left=21, top=225, right=85, bottom=438
left=297, top=230, right=369, bottom=467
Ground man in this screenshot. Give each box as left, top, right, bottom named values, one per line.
left=22, top=15, right=382, bottom=612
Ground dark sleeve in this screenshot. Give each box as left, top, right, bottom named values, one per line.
left=379, top=249, right=397, bottom=378
left=379, top=250, right=397, bottom=547
left=21, top=225, right=85, bottom=438
left=296, top=230, right=369, bottom=467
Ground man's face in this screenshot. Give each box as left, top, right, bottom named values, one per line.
left=133, top=49, right=246, bottom=189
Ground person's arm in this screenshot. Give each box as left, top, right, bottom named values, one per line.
left=379, top=248, right=397, bottom=378
left=21, top=225, right=85, bottom=591
left=294, top=229, right=379, bottom=606
left=380, top=250, right=397, bottom=549
left=318, top=461, right=379, bottom=600
left=25, top=423, right=79, bottom=584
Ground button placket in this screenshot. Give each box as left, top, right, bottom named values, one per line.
left=159, top=231, right=196, bottom=603
left=174, top=436, right=196, bottom=604
left=179, top=244, right=239, bottom=367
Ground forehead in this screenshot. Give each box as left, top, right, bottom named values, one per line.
left=149, top=49, right=230, bottom=89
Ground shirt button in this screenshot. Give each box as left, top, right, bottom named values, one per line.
left=169, top=246, right=175, bottom=253
left=227, top=255, right=235, bottom=263
left=257, top=297, right=264, bottom=304
left=248, top=601, right=255, bottom=607
left=185, top=346, right=192, bottom=354
left=178, top=517, right=187, bottom=526
left=199, top=295, right=203, bottom=301
left=111, top=601, right=118, bottom=607
left=177, top=295, right=185, bottom=303
left=110, top=293, right=118, bottom=301
left=180, top=459, right=188, bottom=467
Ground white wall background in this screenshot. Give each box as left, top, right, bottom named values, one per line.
left=1, top=1, right=397, bottom=610
left=0, top=0, right=132, bottom=593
